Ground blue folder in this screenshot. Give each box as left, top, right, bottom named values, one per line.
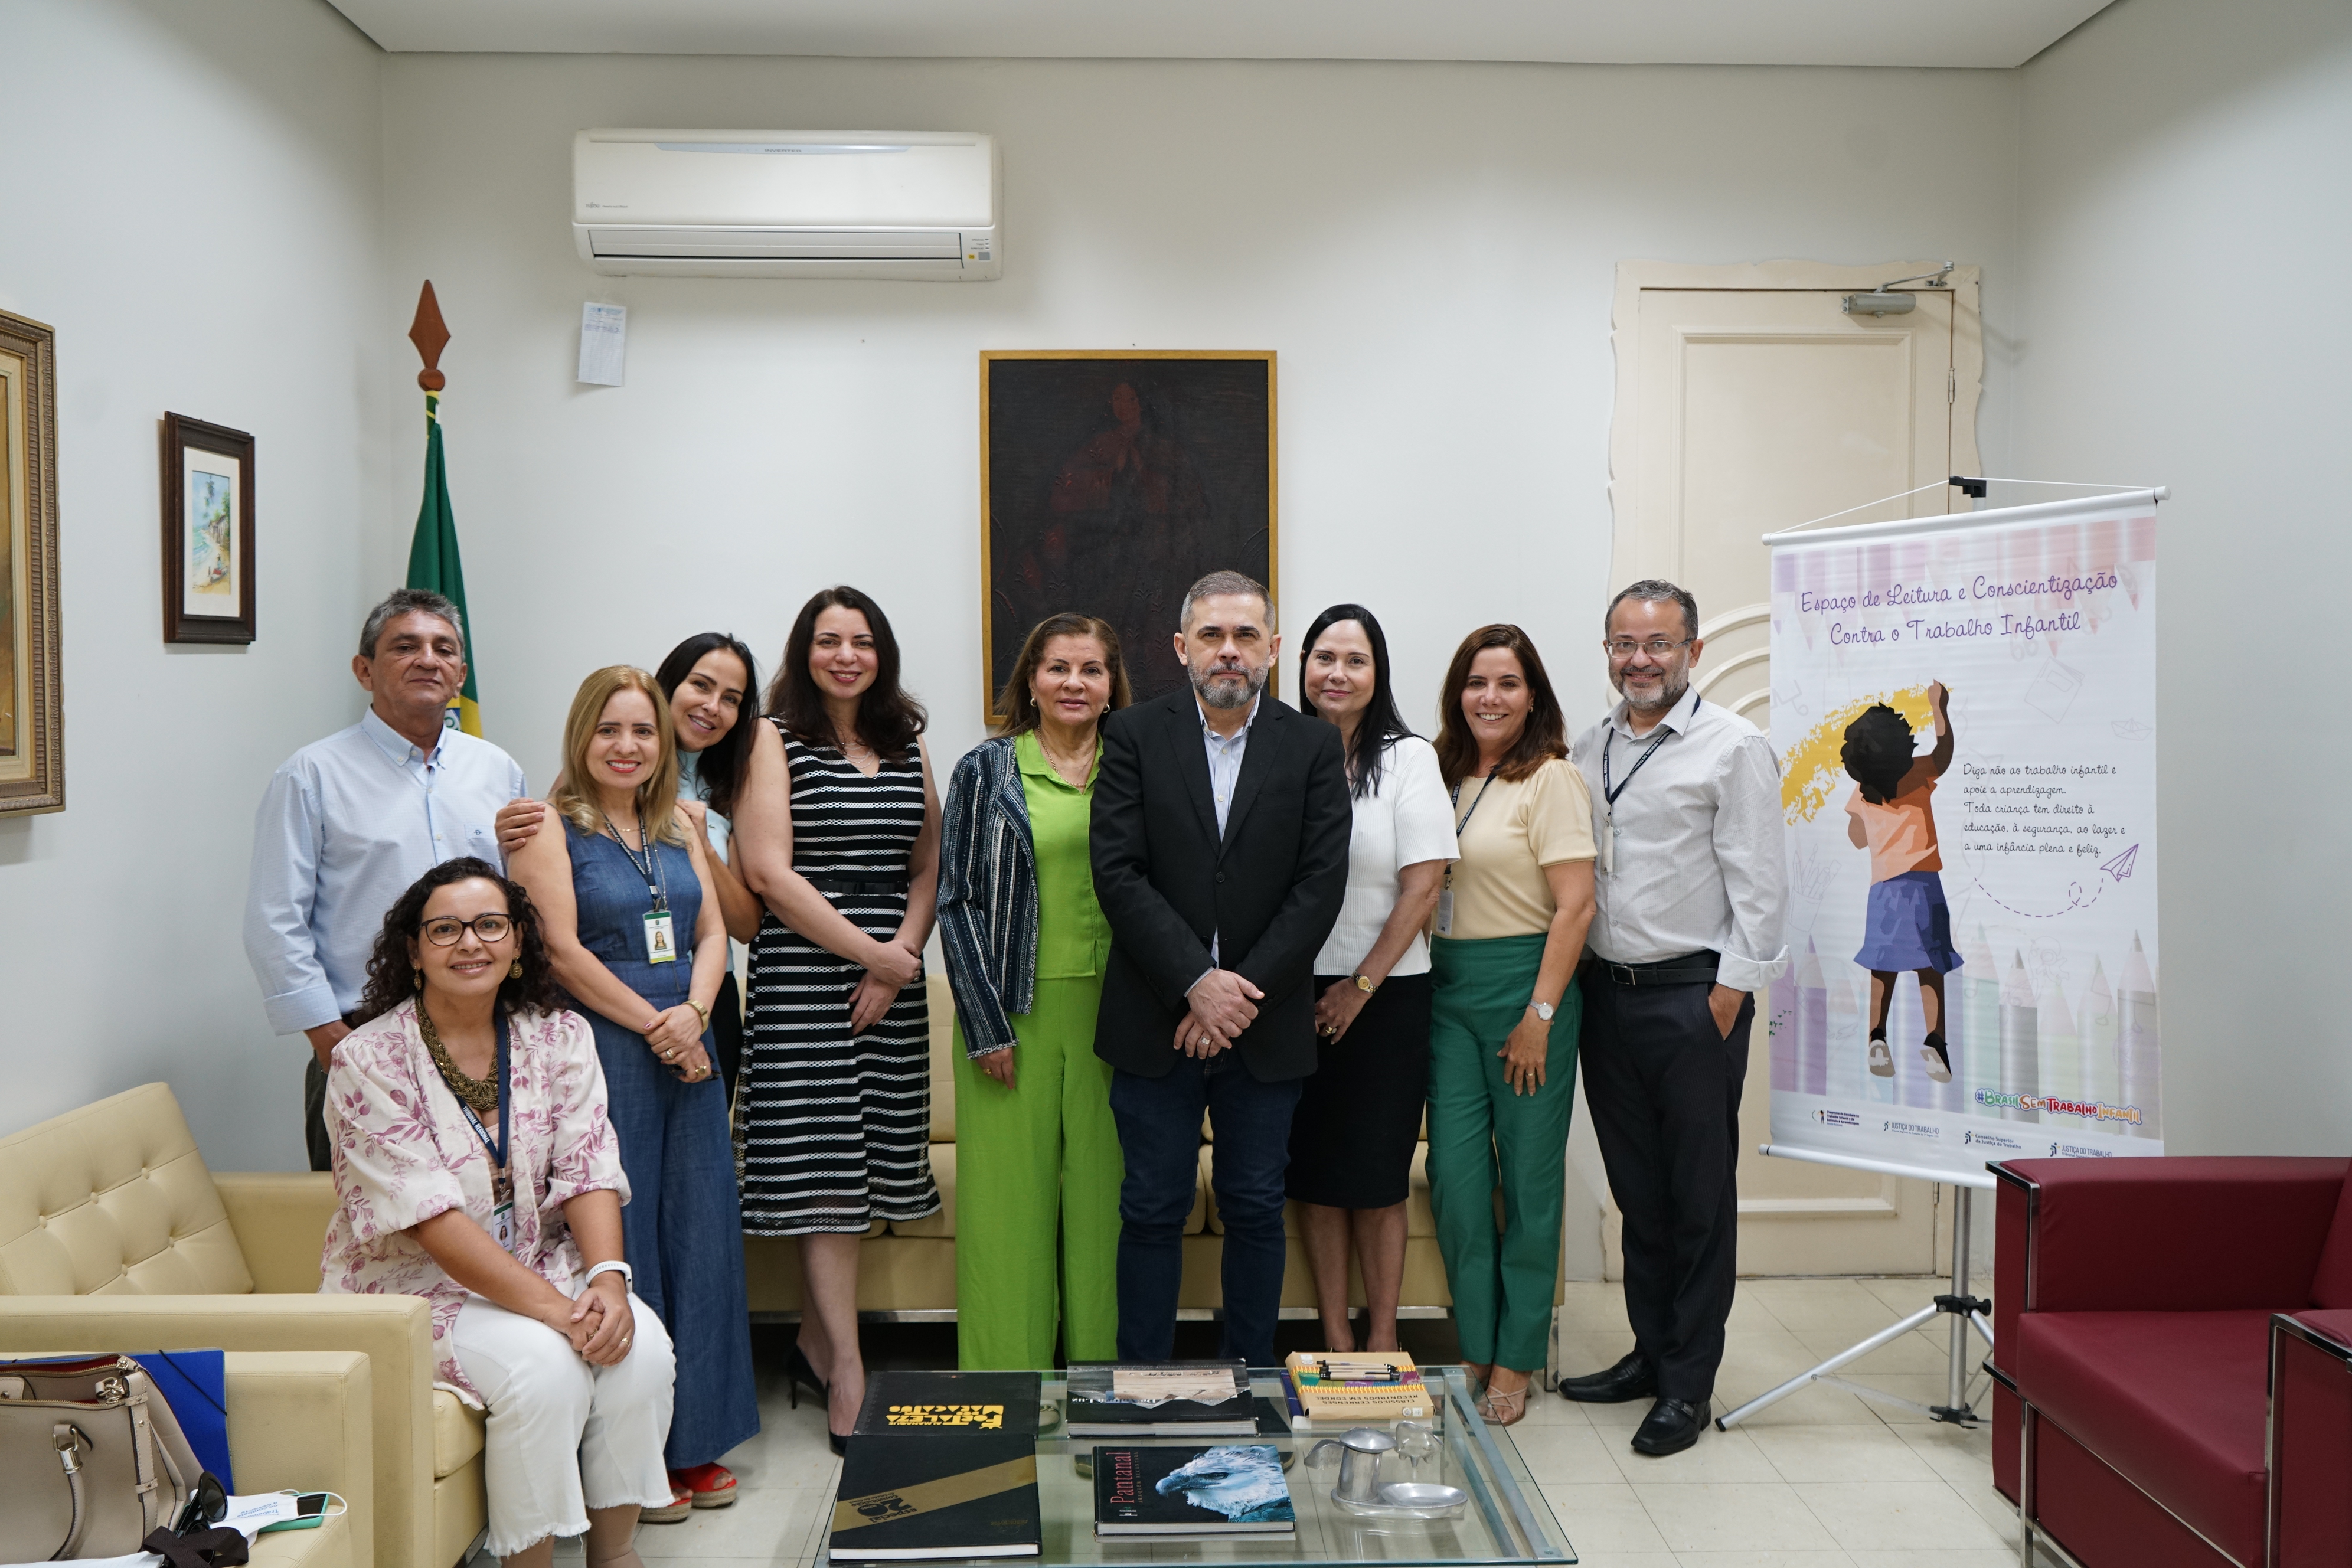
left=135, top=1349, right=233, bottom=1492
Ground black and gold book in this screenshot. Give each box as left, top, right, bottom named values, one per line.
left=829, top=1432, right=1041, bottom=1561
left=852, top=1371, right=1044, bottom=1438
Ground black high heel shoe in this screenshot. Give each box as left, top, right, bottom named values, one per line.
left=785, top=1342, right=831, bottom=1411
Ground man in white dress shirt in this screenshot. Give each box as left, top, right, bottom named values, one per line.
left=1563, top=579, right=1788, bottom=1456
left=243, top=588, right=526, bottom=1170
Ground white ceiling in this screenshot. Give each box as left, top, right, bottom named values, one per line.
left=323, top=0, right=2112, bottom=70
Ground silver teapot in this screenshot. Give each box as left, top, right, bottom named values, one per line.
left=1305, top=1423, right=1464, bottom=1517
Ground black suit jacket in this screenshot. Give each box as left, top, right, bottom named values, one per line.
left=1090, top=688, right=1353, bottom=1081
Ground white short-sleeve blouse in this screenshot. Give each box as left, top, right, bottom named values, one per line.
left=1313, top=734, right=1459, bottom=977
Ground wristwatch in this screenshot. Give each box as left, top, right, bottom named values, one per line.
left=1528, top=999, right=1556, bottom=1022
left=1352, top=973, right=1378, bottom=995
left=584, top=1259, right=634, bottom=1287
left=687, top=998, right=711, bottom=1030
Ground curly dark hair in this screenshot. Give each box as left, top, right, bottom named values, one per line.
left=351, top=858, right=566, bottom=1025
left=1841, top=704, right=1919, bottom=805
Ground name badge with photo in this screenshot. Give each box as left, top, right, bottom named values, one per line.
left=643, top=909, right=678, bottom=964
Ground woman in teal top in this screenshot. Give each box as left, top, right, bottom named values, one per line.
left=938, top=613, right=1134, bottom=1368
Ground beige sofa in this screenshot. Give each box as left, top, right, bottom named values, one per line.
left=745, top=973, right=1518, bottom=1321
left=0, top=1084, right=477, bottom=1568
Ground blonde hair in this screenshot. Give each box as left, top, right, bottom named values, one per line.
left=550, top=665, right=691, bottom=847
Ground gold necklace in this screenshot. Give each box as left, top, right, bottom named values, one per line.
left=1037, top=731, right=1096, bottom=788
left=417, top=1004, right=499, bottom=1118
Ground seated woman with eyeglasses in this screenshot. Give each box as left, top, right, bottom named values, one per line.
left=320, top=857, right=679, bottom=1568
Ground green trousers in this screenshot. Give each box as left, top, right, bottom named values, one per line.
left=1426, top=933, right=1582, bottom=1371
left=953, top=975, right=1124, bottom=1368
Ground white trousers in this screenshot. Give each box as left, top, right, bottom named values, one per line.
left=451, top=1289, right=678, bottom=1556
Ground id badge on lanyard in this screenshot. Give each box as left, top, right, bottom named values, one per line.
left=643, top=909, right=677, bottom=964
left=463, top=1015, right=520, bottom=1253
left=1439, top=775, right=1497, bottom=938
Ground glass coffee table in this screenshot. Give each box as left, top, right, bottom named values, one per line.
left=806, top=1366, right=1574, bottom=1566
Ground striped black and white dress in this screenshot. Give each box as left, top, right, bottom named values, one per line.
left=739, top=727, right=940, bottom=1235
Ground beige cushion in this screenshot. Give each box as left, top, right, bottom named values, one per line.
left=0, top=1083, right=253, bottom=1296
left=223, top=1350, right=374, bottom=1567
left=431, top=1388, right=485, bottom=1479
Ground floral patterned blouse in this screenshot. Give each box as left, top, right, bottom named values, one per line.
left=318, top=999, right=628, bottom=1403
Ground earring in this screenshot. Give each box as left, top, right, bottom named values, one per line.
left=508, top=960, right=523, bottom=979
left=411, top=966, right=424, bottom=991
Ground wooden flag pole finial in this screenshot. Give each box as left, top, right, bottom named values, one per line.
left=409, top=280, right=450, bottom=393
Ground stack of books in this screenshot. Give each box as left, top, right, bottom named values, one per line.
left=1065, top=1358, right=1257, bottom=1438
left=828, top=1372, right=1044, bottom=1561
left=1280, top=1351, right=1435, bottom=1426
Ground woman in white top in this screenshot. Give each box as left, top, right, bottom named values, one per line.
left=1284, top=605, right=1459, bottom=1353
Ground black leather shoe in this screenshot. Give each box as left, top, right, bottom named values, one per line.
left=1558, top=1351, right=1657, bottom=1404
left=829, top=1432, right=849, bottom=1457
left=1629, top=1397, right=1708, bottom=1457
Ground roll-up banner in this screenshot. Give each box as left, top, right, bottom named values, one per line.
left=1765, top=490, right=2162, bottom=1182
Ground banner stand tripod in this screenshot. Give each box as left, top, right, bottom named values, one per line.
left=1718, top=1152, right=1997, bottom=1431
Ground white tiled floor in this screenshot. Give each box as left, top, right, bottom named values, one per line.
left=567, top=1276, right=2011, bottom=1568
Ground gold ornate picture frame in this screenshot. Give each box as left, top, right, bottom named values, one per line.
left=0, top=309, right=61, bottom=816
left=980, top=350, right=1277, bottom=725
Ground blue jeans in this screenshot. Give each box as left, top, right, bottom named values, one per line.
left=1109, top=1054, right=1302, bottom=1367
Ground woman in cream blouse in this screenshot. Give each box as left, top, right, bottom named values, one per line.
left=1426, top=624, right=1597, bottom=1426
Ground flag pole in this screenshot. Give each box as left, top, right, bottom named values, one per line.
left=404, top=282, right=484, bottom=735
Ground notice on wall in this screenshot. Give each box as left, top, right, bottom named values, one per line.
left=1766, top=494, right=2162, bottom=1181
left=577, top=301, right=628, bottom=386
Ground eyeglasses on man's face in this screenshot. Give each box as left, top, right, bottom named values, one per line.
left=420, top=913, right=514, bottom=947
left=1603, top=637, right=1695, bottom=661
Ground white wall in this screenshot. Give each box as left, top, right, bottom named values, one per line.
left=0, top=0, right=384, bottom=1159
left=2013, top=0, right=2352, bottom=1154
left=373, top=55, right=2023, bottom=793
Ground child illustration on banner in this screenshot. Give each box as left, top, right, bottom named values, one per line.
left=1840, top=681, right=1962, bottom=1084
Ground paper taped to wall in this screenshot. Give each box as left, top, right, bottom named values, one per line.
left=578, top=301, right=627, bottom=385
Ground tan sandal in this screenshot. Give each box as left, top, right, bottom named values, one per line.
left=1476, top=1379, right=1530, bottom=1427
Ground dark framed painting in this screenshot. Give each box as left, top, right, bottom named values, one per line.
left=0, top=309, right=62, bottom=816
left=981, top=350, right=1276, bottom=723
left=161, top=413, right=256, bottom=645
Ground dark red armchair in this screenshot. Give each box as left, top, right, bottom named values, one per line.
left=1990, top=1156, right=2352, bottom=1568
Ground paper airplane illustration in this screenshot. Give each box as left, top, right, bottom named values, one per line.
left=2101, top=843, right=2140, bottom=881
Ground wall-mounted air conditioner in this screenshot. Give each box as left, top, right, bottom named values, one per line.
left=573, top=129, right=999, bottom=280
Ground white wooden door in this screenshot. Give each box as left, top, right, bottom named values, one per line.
left=1606, top=261, right=1983, bottom=1276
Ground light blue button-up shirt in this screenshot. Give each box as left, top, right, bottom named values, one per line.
left=243, top=707, right=527, bottom=1035
left=1195, top=691, right=1260, bottom=975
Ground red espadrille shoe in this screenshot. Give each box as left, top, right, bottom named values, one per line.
left=640, top=1483, right=691, bottom=1524
left=669, top=1462, right=739, bottom=1508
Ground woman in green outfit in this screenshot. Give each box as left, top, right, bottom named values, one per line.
left=937, top=613, right=1135, bottom=1368
left=1428, top=624, right=1597, bottom=1426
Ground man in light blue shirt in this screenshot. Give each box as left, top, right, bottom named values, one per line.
left=244, top=588, right=527, bottom=1169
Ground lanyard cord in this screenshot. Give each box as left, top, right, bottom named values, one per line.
left=606, top=809, right=670, bottom=912
left=1603, top=694, right=1698, bottom=809
left=456, top=1012, right=512, bottom=1172
left=1451, top=773, right=1497, bottom=836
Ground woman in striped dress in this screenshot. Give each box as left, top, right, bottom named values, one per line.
left=733, top=586, right=941, bottom=1453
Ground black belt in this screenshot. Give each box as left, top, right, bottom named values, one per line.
left=1583, top=951, right=1721, bottom=987
left=806, top=874, right=910, bottom=896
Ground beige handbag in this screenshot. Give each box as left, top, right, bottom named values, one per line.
left=0, top=1354, right=201, bottom=1560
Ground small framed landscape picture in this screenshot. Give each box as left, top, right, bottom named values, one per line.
left=162, top=413, right=255, bottom=643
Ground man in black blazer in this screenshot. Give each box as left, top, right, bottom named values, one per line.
left=1090, top=570, right=1353, bottom=1366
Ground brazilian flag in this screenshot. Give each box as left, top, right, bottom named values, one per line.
left=404, top=390, right=482, bottom=736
